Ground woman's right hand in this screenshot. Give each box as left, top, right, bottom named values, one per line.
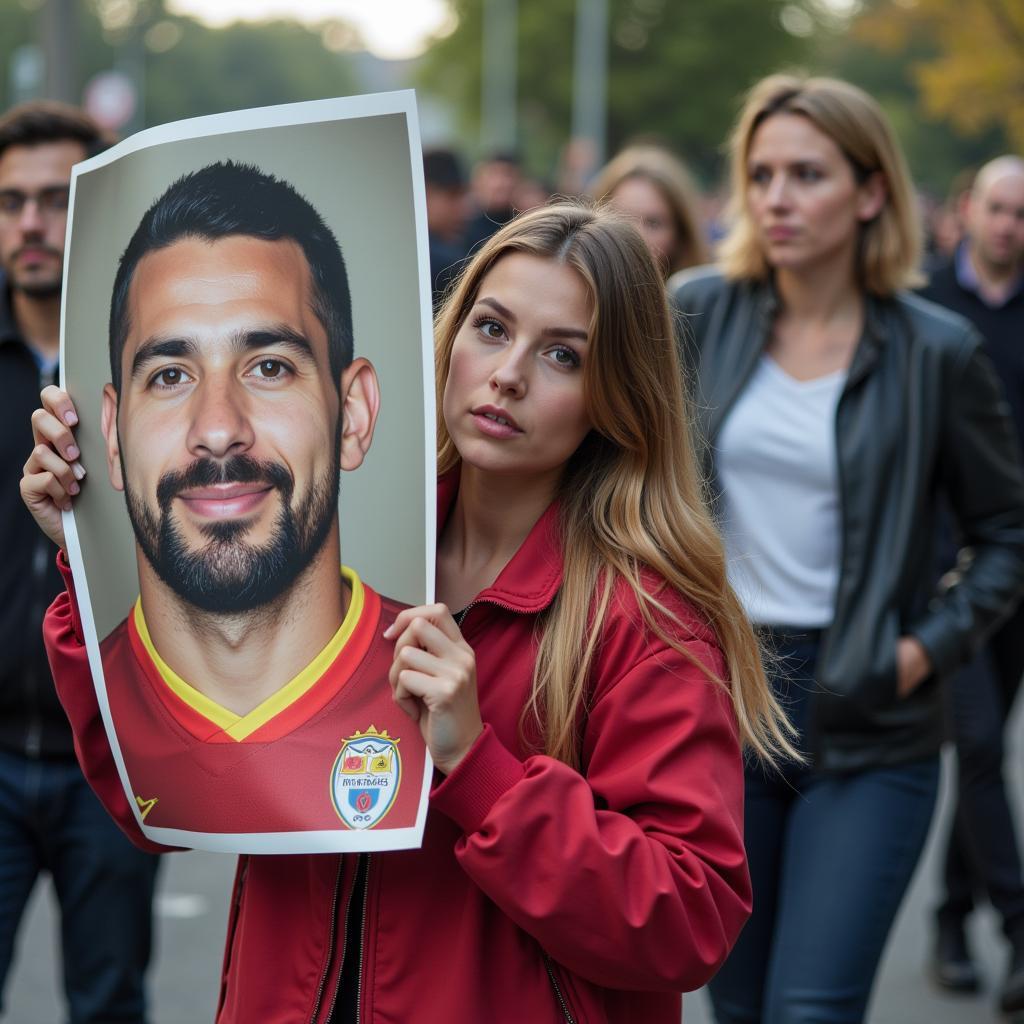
left=20, top=385, right=85, bottom=553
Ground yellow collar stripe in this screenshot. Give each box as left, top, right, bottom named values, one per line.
left=132, top=567, right=366, bottom=741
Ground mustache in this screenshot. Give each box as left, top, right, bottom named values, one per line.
left=156, top=455, right=293, bottom=511
left=13, top=244, right=61, bottom=260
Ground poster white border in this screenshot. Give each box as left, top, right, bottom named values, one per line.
left=59, top=90, right=436, bottom=855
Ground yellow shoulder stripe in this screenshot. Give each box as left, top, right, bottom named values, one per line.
left=133, top=567, right=365, bottom=741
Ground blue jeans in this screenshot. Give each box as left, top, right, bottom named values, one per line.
left=709, top=631, right=940, bottom=1024
left=0, top=748, right=160, bottom=1024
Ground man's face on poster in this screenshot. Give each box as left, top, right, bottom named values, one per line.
left=100, top=234, right=376, bottom=614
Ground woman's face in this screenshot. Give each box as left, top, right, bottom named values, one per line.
left=745, top=112, right=884, bottom=276
left=442, top=252, right=593, bottom=481
left=609, top=176, right=678, bottom=273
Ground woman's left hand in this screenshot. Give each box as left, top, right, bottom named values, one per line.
left=384, top=604, right=484, bottom=775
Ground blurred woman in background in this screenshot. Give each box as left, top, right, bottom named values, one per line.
left=592, top=145, right=707, bottom=278
left=672, top=74, right=1024, bottom=1024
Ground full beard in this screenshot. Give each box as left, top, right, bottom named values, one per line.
left=123, top=452, right=339, bottom=616
left=9, top=248, right=63, bottom=298
left=11, top=274, right=62, bottom=300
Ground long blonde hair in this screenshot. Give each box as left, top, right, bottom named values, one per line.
left=436, top=202, right=797, bottom=767
left=590, top=145, right=708, bottom=276
left=719, top=73, right=923, bottom=295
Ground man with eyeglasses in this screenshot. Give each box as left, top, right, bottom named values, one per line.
left=0, top=102, right=159, bottom=1024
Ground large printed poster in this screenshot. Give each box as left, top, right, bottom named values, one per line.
left=60, top=92, right=435, bottom=854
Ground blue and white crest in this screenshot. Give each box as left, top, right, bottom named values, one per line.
left=331, top=727, right=402, bottom=829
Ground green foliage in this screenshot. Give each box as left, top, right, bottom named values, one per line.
left=1, top=1, right=356, bottom=131
left=818, top=0, right=1013, bottom=195
left=417, top=0, right=815, bottom=181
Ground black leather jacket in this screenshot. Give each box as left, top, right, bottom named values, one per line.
left=671, top=268, right=1024, bottom=771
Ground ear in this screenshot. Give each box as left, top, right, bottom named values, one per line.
left=856, top=171, right=888, bottom=223
left=100, top=384, right=124, bottom=492
left=338, top=358, right=381, bottom=472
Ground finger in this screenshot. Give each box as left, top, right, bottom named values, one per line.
left=24, top=444, right=81, bottom=496
left=21, top=470, right=73, bottom=515
left=423, top=606, right=464, bottom=643
left=30, top=407, right=82, bottom=464
left=391, top=616, right=458, bottom=658
left=393, top=644, right=451, bottom=686
left=383, top=603, right=454, bottom=640
left=392, top=690, right=422, bottom=723
left=40, top=385, right=79, bottom=427
left=388, top=643, right=444, bottom=693
left=392, top=668, right=442, bottom=706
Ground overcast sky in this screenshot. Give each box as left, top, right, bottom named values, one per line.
left=166, top=0, right=453, bottom=59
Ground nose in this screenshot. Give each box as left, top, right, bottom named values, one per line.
left=186, top=374, right=255, bottom=459
left=764, top=172, right=790, bottom=209
left=489, top=344, right=528, bottom=397
left=17, top=198, right=45, bottom=236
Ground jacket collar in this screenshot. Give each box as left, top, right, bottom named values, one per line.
left=437, top=468, right=564, bottom=614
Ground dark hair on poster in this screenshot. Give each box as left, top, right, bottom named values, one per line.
left=108, top=160, right=353, bottom=392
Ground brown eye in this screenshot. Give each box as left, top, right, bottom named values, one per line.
left=152, top=367, right=190, bottom=388
left=251, top=359, right=290, bottom=380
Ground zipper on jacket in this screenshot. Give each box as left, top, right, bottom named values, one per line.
left=543, top=955, right=577, bottom=1024
left=310, top=858, right=348, bottom=1024
left=324, top=854, right=370, bottom=1024
left=455, top=594, right=537, bottom=630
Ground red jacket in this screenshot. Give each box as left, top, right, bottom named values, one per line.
left=45, top=475, right=750, bottom=1023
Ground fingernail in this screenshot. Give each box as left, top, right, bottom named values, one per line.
left=64, top=411, right=78, bottom=426
left=382, top=624, right=395, bottom=639
left=66, top=445, right=80, bottom=460
left=71, top=462, right=86, bottom=480
left=69, top=482, right=79, bottom=495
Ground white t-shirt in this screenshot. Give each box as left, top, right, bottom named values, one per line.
left=717, top=354, right=846, bottom=628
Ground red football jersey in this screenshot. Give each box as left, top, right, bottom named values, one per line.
left=98, top=572, right=426, bottom=835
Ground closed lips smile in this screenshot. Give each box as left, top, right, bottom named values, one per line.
left=177, top=484, right=273, bottom=518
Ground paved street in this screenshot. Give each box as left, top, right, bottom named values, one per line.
left=5, top=702, right=1022, bottom=1023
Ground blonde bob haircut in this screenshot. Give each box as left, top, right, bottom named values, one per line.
left=590, top=145, right=708, bottom=277
left=435, top=202, right=797, bottom=768
left=719, top=73, right=924, bottom=295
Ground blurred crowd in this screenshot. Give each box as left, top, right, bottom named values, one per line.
left=424, top=137, right=1009, bottom=305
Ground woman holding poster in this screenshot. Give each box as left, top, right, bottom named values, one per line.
left=24, top=202, right=795, bottom=1023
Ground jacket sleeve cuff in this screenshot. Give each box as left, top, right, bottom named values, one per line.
left=909, top=610, right=965, bottom=679
left=430, top=724, right=526, bottom=835
left=56, top=548, right=86, bottom=644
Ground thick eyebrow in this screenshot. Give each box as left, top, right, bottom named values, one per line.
left=233, top=325, right=316, bottom=362
left=476, top=296, right=588, bottom=342
left=130, top=337, right=194, bottom=381
left=129, top=324, right=317, bottom=381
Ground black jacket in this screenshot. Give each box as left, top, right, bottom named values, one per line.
left=671, top=268, right=1024, bottom=771
left=920, top=256, right=1024, bottom=447
left=0, top=282, right=71, bottom=758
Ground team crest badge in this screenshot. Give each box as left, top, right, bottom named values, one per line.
left=331, top=726, right=402, bottom=829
